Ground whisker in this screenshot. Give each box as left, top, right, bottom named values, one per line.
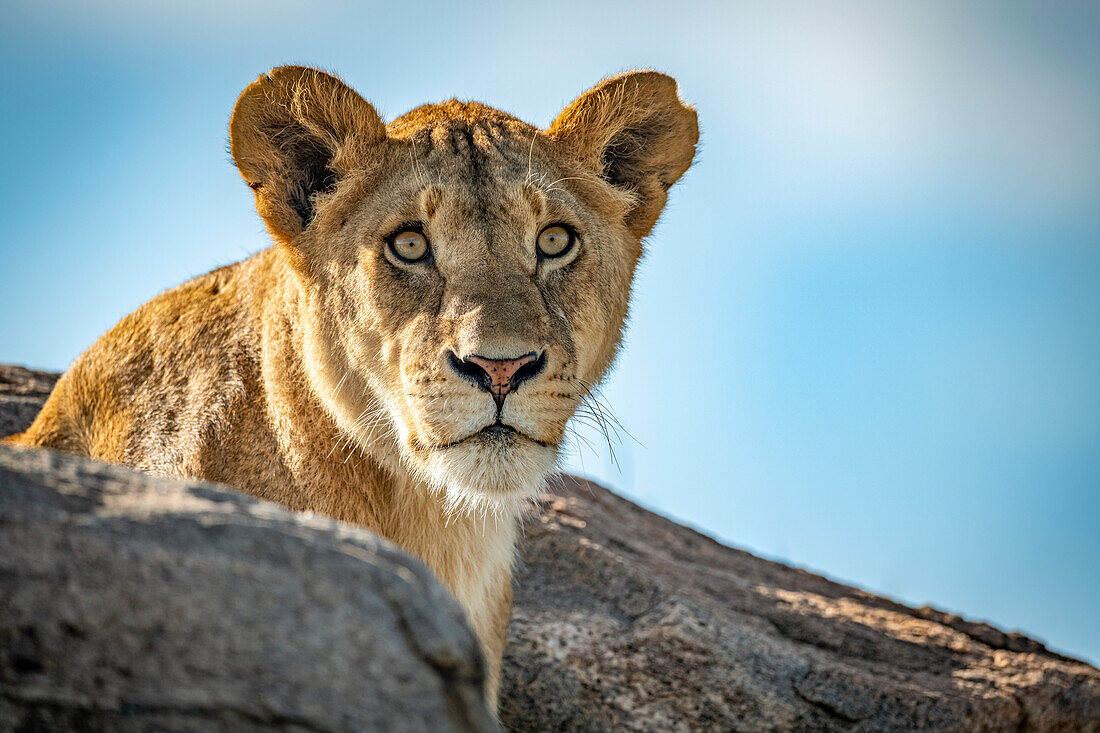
left=572, top=398, right=618, bottom=466
left=574, top=377, right=644, bottom=449
left=410, top=137, right=427, bottom=188
left=524, top=127, right=538, bottom=187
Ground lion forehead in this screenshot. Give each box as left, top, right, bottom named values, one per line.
left=387, top=99, right=534, bottom=140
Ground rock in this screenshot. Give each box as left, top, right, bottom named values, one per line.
left=0, top=364, right=58, bottom=439
left=3, top=364, right=1098, bottom=731
left=501, top=478, right=1100, bottom=731
left=0, top=444, right=497, bottom=732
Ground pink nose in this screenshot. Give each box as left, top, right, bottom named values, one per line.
left=450, top=351, right=545, bottom=407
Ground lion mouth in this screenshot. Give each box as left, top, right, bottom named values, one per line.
left=439, top=421, right=550, bottom=449
left=481, top=422, right=516, bottom=438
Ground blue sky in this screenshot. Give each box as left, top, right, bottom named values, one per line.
left=2, top=1, right=1098, bottom=663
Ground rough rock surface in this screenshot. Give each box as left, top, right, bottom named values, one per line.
left=2, top=364, right=1099, bottom=731
left=0, top=364, right=56, bottom=440
left=501, top=477, right=1100, bottom=732
left=0, top=444, right=496, bottom=731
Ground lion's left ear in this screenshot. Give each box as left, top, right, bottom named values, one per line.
left=549, top=71, right=698, bottom=238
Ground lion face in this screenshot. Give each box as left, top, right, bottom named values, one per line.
left=230, top=68, right=697, bottom=510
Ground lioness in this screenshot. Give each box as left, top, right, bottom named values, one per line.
left=5, top=66, right=697, bottom=705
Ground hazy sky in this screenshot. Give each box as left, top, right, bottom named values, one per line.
left=2, top=1, right=1098, bottom=663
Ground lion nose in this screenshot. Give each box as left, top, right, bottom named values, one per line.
left=448, top=351, right=546, bottom=407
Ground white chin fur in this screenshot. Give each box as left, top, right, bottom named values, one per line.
left=417, top=435, right=557, bottom=517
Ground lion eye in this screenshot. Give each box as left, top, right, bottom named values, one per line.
left=537, top=224, right=574, bottom=259
left=390, top=230, right=429, bottom=263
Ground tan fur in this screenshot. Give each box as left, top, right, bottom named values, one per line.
left=5, top=66, right=697, bottom=707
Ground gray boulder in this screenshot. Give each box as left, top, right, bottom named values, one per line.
left=0, top=364, right=55, bottom=440
left=501, top=477, right=1100, bottom=731
left=0, top=443, right=497, bottom=732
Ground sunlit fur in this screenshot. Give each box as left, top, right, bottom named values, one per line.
left=5, top=66, right=697, bottom=707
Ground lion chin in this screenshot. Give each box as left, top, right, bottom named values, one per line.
left=415, top=426, right=558, bottom=515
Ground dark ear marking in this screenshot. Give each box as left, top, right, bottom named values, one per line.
left=601, top=123, right=652, bottom=188
left=279, top=131, right=338, bottom=226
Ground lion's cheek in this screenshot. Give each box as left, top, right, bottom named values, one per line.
left=408, top=392, right=495, bottom=447
left=500, top=395, right=574, bottom=446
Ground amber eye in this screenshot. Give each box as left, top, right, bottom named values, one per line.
left=537, top=224, right=575, bottom=259
left=389, top=230, right=429, bottom=263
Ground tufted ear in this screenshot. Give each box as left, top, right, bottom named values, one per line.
left=549, top=71, right=698, bottom=239
left=230, top=66, right=386, bottom=244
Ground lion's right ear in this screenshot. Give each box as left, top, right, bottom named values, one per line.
left=230, top=66, right=386, bottom=244
left=549, top=71, right=698, bottom=240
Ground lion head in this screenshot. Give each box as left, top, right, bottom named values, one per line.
left=230, top=66, right=697, bottom=512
